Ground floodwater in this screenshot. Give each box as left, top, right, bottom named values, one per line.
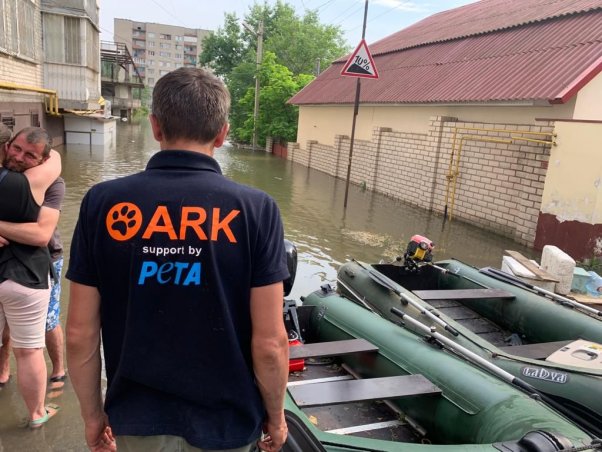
left=0, top=121, right=537, bottom=450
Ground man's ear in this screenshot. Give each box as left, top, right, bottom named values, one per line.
left=149, top=114, right=164, bottom=142
left=213, top=123, right=230, bottom=148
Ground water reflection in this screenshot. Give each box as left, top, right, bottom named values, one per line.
left=0, top=120, right=537, bottom=449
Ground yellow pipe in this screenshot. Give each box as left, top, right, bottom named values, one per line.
left=444, top=128, right=459, bottom=219
left=445, top=125, right=555, bottom=222
left=447, top=135, right=512, bottom=221
left=510, top=135, right=556, bottom=146
left=453, top=125, right=555, bottom=138
left=0, top=81, right=60, bottom=116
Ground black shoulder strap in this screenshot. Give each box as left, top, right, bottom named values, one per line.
left=0, top=168, right=8, bottom=185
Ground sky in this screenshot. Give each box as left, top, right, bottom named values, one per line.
left=100, top=0, right=478, bottom=47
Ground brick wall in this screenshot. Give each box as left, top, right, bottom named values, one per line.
left=288, top=116, right=554, bottom=246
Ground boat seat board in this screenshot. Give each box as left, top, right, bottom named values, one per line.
left=289, top=339, right=378, bottom=360
left=498, top=340, right=574, bottom=360
left=289, top=374, right=442, bottom=407
left=413, top=288, right=515, bottom=301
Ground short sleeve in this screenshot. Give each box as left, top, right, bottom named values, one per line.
left=65, top=190, right=99, bottom=287
left=250, top=196, right=289, bottom=287
left=42, top=178, right=65, bottom=211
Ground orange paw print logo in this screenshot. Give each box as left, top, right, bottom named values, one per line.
left=106, top=203, right=143, bottom=241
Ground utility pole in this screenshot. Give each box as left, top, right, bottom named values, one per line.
left=243, top=20, right=264, bottom=151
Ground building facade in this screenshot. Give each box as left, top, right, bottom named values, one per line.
left=288, top=0, right=602, bottom=260
left=0, top=0, right=104, bottom=145
left=113, top=18, right=211, bottom=89
left=0, top=0, right=47, bottom=132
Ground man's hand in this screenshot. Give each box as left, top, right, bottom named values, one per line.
left=0, top=235, right=8, bottom=247
left=85, top=414, right=116, bottom=451
left=257, top=416, right=288, bottom=451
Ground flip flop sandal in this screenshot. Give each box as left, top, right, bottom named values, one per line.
left=28, top=403, right=60, bottom=429
left=48, top=375, right=67, bottom=390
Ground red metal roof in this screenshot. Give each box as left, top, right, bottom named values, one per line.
left=368, top=0, right=602, bottom=56
left=290, top=1, right=602, bottom=106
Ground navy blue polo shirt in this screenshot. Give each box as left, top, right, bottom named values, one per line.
left=66, top=150, right=289, bottom=449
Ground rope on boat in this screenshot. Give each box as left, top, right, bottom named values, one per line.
left=565, top=438, right=602, bottom=451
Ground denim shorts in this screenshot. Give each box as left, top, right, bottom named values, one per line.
left=46, top=257, right=63, bottom=332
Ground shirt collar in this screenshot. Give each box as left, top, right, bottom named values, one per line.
left=146, top=150, right=222, bottom=174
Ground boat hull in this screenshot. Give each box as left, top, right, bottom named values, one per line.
left=287, top=290, right=593, bottom=450
left=336, top=259, right=602, bottom=435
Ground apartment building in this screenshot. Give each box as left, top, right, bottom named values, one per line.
left=114, top=19, right=211, bottom=88
left=0, top=0, right=46, bottom=132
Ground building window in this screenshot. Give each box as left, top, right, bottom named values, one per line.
left=64, top=17, right=81, bottom=64
left=175, top=36, right=183, bottom=41
left=175, top=44, right=182, bottom=51
left=159, top=70, right=169, bottom=76
left=160, top=33, right=171, bottom=40
left=160, top=42, right=170, bottom=49
left=43, top=14, right=82, bottom=64
left=184, top=36, right=197, bottom=43
left=0, top=0, right=36, bottom=60
left=147, top=59, right=154, bottom=66
left=133, top=39, right=145, bottom=48
left=174, top=53, right=182, bottom=59
left=148, top=50, right=155, bottom=56
left=147, top=77, right=154, bottom=84
left=159, top=51, right=170, bottom=58
left=148, top=41, right=155, bottom=47
left=147, top=68, right=154, bottom=74
left=147, top=32, right=155, bottom=39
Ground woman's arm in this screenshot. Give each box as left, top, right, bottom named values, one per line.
left=24, top=149, right=61, bottom=205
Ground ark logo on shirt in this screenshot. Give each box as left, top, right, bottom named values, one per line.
left=105, top=202, right=240, bottom=243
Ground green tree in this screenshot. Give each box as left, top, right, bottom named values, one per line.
left=199, top=1, right=347, bottom=144
left=199, top=13, right=248, bottom=80
left=263, top=3, right=347, bottom=75
left=238, top=52, right=313, bottom=144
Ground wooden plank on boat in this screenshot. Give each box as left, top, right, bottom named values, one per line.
left=413, top=289, right=515, bottom=301
left=289, top=339, right=378, bottom=360
left=289, top=374, right=441, bottom=407
left=504, top=250, right=559, bottom=282
left=498, top=340, right=573, bottom=360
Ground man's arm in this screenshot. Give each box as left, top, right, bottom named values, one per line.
left=66, top=282, right=115, bottom=451
left=250, top=282, right=289, bottom=451
left=0, top=206, right=59, bottom=247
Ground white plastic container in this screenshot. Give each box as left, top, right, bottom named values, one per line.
left=540, top=245, right=576, bottom=295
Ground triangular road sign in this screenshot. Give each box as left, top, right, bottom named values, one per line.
left=341, top=39, right=379, bottom=79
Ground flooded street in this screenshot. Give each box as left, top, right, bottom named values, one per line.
left=0, top=121, right=537, bottom=450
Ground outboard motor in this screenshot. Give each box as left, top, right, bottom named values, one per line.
left=282, top=240, right=304, bottom=372
left=403, top=234, right=434, bottom=271
left=283, top=239, right=298, bottom=297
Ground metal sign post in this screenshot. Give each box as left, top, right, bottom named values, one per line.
left=342, top=0, right=378, bottom=208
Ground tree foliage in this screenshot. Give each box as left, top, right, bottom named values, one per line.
left=199, top=1, right=348, bottom=144
left=237, top=52, right=313, bottom=144
left=198, top=13, right=248, bottom=80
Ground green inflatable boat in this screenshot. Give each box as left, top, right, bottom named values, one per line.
left=335, top=257, right=602, bottom=438
left=278, top=241, right=598, bottom=451
left=282, top=290, right=596, bottom=451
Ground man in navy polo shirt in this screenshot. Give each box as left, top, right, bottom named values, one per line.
left=66, top=68, right=290, bottom=452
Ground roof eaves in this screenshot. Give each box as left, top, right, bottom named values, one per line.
left=550, top=54, right=602, bottom=103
